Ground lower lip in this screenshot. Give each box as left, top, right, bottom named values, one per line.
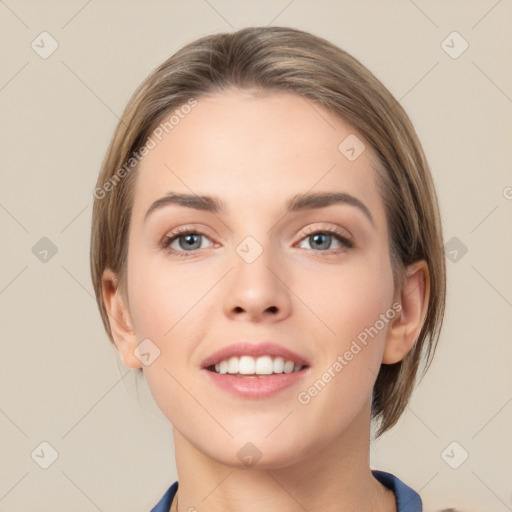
left=202, top=368, right=309, bottom=399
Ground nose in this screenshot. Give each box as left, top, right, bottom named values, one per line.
left=222, top=242, right=292, bottom=323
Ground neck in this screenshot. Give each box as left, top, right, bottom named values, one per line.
left=170, top=400, right=396, bottom=512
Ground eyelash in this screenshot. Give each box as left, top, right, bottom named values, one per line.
left=161, top=225, right=354, bottom=258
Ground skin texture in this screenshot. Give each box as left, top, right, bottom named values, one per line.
left=102, top=89, right=429, bottom=512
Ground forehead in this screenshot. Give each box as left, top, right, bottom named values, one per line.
left=131, top=89, right=386, bottom=228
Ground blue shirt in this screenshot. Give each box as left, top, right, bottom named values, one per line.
left=150, top=469, right=422, bottom=511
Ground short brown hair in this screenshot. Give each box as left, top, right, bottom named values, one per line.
left=90, top=26, right=446, bottom=438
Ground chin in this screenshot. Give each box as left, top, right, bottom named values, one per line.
left=205, top=437, right=310, bottom=471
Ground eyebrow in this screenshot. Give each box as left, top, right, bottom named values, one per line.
left=144, top=191, right=375, bottom=227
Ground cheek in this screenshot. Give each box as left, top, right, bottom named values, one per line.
left=126, top=250, right=214, bottom=340
left=294, top=258, right=394, bottom=437
left=126, top=255, right=214, bottom=430
left=303, top=252, right=394, bottom=349
left=143, top=363, right=207, bottom=444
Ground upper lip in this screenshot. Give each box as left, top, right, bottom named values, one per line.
left=201, top=341, right=310, bottom=369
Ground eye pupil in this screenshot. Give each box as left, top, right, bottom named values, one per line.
left=180, top=233, right=201, bottom=250
left=310, top=233, right=331, bottom=250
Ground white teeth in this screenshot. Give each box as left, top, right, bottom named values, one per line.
left=255, top=356, right=273, bottom=375
left=239, top=356, right=255, bottom=374
left=227, top=356, right=239, bottom=374
left=211, top=355, right=304, bottom=375
left=219, top=360, right=228, bottom=374
left=273, top=357, right=284, bottom=373
left=283, top=360, right=295, bottom=373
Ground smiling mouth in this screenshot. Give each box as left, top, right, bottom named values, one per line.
left=206, top=355, right=308, bottom=377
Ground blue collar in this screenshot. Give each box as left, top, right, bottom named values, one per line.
left=150, top=469, right=422, bottom=511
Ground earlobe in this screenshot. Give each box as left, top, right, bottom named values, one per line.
left=101, top=268, right=142, bottom=369
left=382, top=260, right=430, bottom=365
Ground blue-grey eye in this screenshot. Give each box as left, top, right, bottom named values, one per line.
left=309, top=233, right=332, bottom=250
left=297, top=230, right=351, bottom=251
left=178, top=233, right=202, bottom=250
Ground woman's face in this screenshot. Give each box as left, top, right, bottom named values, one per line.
left=121, top=89, right=397, bottom=467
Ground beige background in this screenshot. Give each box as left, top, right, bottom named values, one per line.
left=1, top=0, right=511, bottom=511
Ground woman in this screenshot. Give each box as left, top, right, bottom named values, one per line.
left=90, top=26, right=447, bottom=512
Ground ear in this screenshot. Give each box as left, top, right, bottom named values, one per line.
left=101, top=268, right=142, bottom=369
left=382, top=260, right=430, bottom=364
